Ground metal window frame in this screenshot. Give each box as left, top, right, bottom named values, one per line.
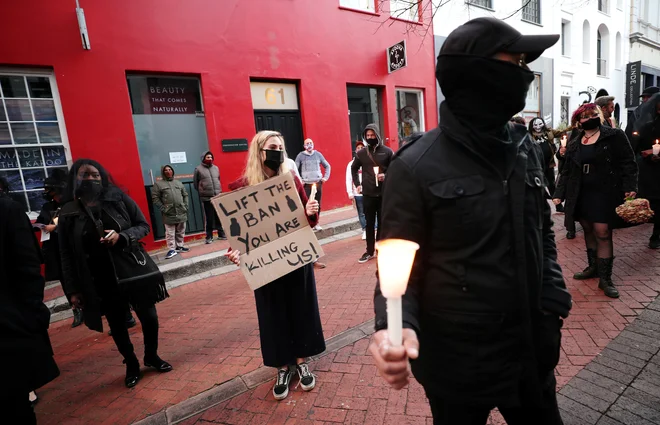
left=521, top=0, right=541, bottom=25
left=395, top=88, right=426, bottom=140
left=0, top=69, right=72, bottom=217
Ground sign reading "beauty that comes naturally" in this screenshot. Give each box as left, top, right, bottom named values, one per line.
left=211, top=172, right=324, bottom=290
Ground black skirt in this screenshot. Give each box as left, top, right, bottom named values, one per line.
left=254, top=263, right=325, bottom=367
left=575, top=144, right=611, bottom=223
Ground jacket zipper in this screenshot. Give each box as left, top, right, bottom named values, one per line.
left=107, top=208, right=123, bottom=233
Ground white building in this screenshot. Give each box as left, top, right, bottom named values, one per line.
left=433, top=0, right=628, bottom=129
left=625, top=0, right=660, bottom=120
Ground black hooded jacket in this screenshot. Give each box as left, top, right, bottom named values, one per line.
left=351, top=124, right=394, bottom=197
left=374, top=102, right=572, bottom=405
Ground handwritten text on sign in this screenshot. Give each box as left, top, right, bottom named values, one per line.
left=210, top=172, right=324, bottom=290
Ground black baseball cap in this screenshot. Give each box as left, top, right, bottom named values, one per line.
left=641, top=87, right=660, bottom=97
left=440, top=17, right=559, bottom=64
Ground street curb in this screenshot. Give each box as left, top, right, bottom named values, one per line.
left=132, top=318, right=376, bottom=425
left=48, top=219, right=362, bottom=322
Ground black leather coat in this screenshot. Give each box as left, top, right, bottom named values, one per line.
left=554, top=125, right=637, bottom=226
left=58, top=187, right=150, bottom=332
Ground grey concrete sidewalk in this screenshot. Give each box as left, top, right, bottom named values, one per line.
left=558, top=296, right=660, bottom=425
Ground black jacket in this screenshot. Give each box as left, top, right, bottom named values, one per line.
left=58, top=187, right=150, bottom=332
left=554, top=125, right=637, bottom=226
left=635, top=118, right=660, bottom=200
left=351, top=124, right=394, bottom=197
left=0, top=197, right=59, bottom=392
left=36, top=199, right=62, bottom=281
left=374, top=106, right=572, bottom=405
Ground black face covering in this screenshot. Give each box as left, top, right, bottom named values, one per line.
left=366, top=138, right=378, bottom=147
left=76, top=179, right=103, bottom=203
left=581, top=117, right=600, bottom=131
left=263, top=149, right=284, bottom=172
left=438, top=55, right=535, bottom=133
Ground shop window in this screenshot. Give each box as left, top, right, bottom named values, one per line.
left=0, top=73, right=69, bottom=214
left=390, top=0, right=419, bottom=21
left=347, top=86, right=383, bottom=151
left=339, top=0, right=375, bottom=12
left=396, top=89, right=424, bottom=145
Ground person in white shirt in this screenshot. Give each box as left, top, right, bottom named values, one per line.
left=346, top=141, right=368, bottom=240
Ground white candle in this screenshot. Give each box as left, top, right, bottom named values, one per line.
left=653, top=140, right=660, bottom=156
left=374, top=167, right=380, bottom=187
left=376, top=239, right=420, bottom=346
left=309, top=183, right=317, bottom=200
left=561, top=135, right=567, bottom=148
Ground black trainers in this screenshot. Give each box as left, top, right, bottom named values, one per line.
left=176, top=246, right=190, bottom=252
left=205, top=238, right=213, bottom=244
left=296, top=363, right=316, bottom=391
left=273, top=366, right=294, bottom=400
left=566, top=231, right=576, bottom=240
left=358, top=252, right=373, bottom=264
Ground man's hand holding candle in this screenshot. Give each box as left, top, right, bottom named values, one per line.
left=369, top=329, right=419, bottom=390
left=306, top=199, right=319, bottom=216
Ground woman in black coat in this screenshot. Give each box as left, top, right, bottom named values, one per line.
left=634, top=96, right=660, bottom=249
left=554, top=104, right=638, bottom=298
left=0, top=192, right=59, bottom=424
left=58, top=159, right=172, bottom=388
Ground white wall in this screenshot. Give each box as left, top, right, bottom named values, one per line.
left=432, top=0, right=629, bottom=128
left=630, top=0, right=660, bottom=69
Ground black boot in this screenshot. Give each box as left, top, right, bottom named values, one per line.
left=123, top=354, right=141, bottom=388
left=144, top=353, right=173, bottom=373
left=597, top=257, right=619, bottom=299
left=650, top=235, right=660, bottom=249
left=71, top=307, right=84, bottom=328
left=574, top=249, right=598, bottom=279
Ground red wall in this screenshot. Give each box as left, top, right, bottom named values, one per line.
left=0, top=0, right=438, bottom=248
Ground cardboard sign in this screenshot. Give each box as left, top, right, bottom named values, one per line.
left=210, top=172, right=324, bottom=290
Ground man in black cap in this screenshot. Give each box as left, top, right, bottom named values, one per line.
left=626, top=86, right=660, bottom=148
left=369, top=17, right=572, bottom=424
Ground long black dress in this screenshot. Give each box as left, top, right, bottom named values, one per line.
left=36, top=200, right=61, bottom=281
left=229, top=176, right=326, bottom=368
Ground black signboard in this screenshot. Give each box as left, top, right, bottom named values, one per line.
left=387, top=40, right=407, bottom=74
left=221, top=138, right=249, bottom=152
left=626, top=61, right=642, bottom=108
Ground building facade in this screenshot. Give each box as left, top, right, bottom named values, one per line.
left=0, top=0, right=438, bottom=248
left=625, top=0, right=660, bottom=115
left=433, top=0, right=628, bottom=129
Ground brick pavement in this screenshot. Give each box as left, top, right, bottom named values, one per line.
left=34, top=213, right=660, bottom=425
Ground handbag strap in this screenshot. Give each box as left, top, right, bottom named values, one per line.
left=80, top=200, right=106, bottom=239
left=365, top=146, right=382, bottom=169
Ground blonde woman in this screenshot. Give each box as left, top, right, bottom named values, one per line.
left=226, top=131, right=325, bottom=400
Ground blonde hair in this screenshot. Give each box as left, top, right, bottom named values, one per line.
left=243, top=130, right=290, bottom=186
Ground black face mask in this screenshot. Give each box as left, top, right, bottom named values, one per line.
left=263, top=149, right=284, bottom=172
left=76, top=179, right=103, bottom=202
left=366, top=138, right=378, bottom=147
left=581, top=117, right=601, bottom=131
left=437, top=55, right=535, bottom=132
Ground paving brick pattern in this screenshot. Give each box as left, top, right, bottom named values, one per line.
left=557, top=297, right=660, bottom=424
left=34, top=214, right=660, bottom=424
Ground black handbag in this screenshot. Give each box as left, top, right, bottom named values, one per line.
left=83, top=202, right=169, bottom=309
left=110, top=242, right=169, bottom=309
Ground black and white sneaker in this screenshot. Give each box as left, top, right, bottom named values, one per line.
left=296, top=363, right=316, bottom=391
left=176, top=246, right=190, bottom=252
left=358, top=252, right=373, bottom=264
left=272, top=366, right=294, bottom=400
